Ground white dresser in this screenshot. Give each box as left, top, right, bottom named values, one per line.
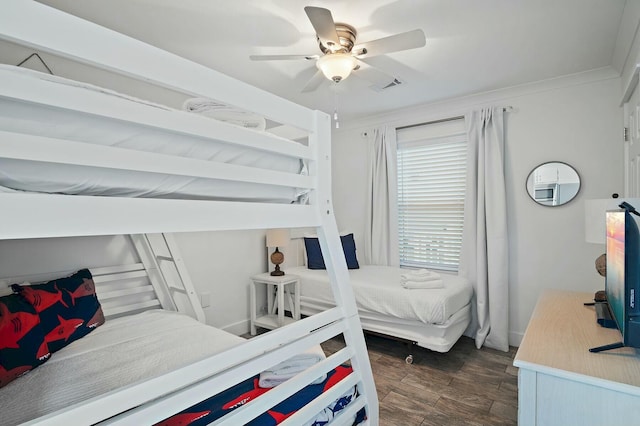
left=514, top=290, right=640, bottom=426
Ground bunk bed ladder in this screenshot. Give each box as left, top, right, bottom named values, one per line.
left=130, top=233, right=206, bottom=323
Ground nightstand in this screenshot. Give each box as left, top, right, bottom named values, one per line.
left=250, top=272, right=300, bottom=336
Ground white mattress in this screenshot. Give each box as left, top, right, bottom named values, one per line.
left=289, top=265, right=473, bottom=325
left=0, top=65, right=305, bottom=203
left=0, top=310, right=244, bottom=426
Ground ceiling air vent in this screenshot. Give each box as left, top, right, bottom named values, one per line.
left=370, top=77, right=405, bottom=92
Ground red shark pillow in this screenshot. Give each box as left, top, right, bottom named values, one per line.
left=0, top=294, right=51, bottom=388
left=12, top=269, right=105, bottom=354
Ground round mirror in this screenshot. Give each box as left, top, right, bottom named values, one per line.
left=526, top=162, right=580, bottom=207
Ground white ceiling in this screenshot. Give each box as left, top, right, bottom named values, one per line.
left=33, top=0, right=628, bottom=120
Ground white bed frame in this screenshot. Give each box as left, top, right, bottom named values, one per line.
left=300, top=296, right=471, bottom=354
left=0, top=1, right=378, bottom=425
left=285, top=238, right=472, bottom=354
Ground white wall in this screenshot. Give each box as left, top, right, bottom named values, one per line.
left=331, top=68, right=623, bottom=346
left=172, top=230, right=267, bottom=333
left=0, top=236, right=138, bottom=278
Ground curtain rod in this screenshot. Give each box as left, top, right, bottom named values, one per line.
left=396, top=106, right=513, bottom=131
left=397, top=115, right=463, bottom=131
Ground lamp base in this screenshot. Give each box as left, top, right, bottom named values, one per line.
left=270, top=248, right=285, bottom=276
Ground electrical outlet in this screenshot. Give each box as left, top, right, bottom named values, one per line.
left=200, top=292, right=211, bottom=308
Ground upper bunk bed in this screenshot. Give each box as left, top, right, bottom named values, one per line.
left=0, top=1, right=378, bottom=425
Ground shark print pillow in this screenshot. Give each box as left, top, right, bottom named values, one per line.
left=12, top=269, right=105, bottom=353
left=0, top=294, right=51, bottom=388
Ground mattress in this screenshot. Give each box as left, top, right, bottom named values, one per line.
left=289, top=265, right=473, bottom=325
left=0, top=65, right=306, bottom=203
left=0, top=310, right=245, bottom=426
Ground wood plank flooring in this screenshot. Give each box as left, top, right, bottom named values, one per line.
left=321, top=334, right=518, bottom=426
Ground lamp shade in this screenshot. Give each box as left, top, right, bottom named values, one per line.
left=316, top=53, right=357, bottom=83
left=266, top=228, right=290, bottom=247
left=585, top=198, right=640, bottom=243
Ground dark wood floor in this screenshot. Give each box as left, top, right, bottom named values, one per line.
left=321, top=334, right=518, bottom=426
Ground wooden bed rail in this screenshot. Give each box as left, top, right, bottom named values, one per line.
left=0, top=194, right=323, bottom=239
left=1, top=131, right=313, bottom=190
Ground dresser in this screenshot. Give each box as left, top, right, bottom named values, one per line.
left=514, top=290, right=640, bottom=425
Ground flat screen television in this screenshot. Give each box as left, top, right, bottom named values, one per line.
left=591, top=208, right=640, bottom=352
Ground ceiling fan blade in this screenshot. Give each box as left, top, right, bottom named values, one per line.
left=353, top=29, right=426, bottom=58
left=250, top=54, right=318, bottom=61
left=301, top=70, right=326, bottom=93
left=354, top=59, right=396, bottom=87
left=304, top=6, right=341, bottom=50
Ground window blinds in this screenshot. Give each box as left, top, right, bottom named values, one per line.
left=396, top=119, right=467, bottom=271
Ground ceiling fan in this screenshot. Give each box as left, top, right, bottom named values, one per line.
left=249, top=6, right=426, bottom=92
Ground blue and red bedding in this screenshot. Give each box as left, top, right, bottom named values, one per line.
left=155, top=365, right=367, bottom=426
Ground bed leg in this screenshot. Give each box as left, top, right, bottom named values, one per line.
left=405, top=341, right=414, bottom=364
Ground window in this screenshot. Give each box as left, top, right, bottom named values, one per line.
left=396, top=119, right=467, bottom=272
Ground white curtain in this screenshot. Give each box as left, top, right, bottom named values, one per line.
left=459, top=107, right=509, bottom=351
left=364, top=126, right=399, bottom=266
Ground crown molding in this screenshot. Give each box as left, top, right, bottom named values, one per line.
left=337, top=66, right=621, bottom=133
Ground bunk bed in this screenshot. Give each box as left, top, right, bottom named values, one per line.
left=0, top=1, right=378, bottom=425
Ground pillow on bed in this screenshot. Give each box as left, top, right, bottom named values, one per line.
left=0, top=294, right=51, bottom=388
left=304, top=234, right=360, bottom=270
left=11, top=269, right=105, bottom=353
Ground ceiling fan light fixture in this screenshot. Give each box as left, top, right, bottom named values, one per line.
left=316, top=53, right=357, bottom=83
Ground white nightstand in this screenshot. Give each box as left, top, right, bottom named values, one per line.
left=250, top=272, right=300, bottom=336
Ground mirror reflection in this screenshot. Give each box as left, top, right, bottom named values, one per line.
left=526, top=162, right=580, bottom=207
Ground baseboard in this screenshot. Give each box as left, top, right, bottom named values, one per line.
left=509, top=331, right=523, bottom=348
left=221, top=319, right=251, bottom=336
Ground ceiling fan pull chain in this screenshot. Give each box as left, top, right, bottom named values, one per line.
left=333, top=85, right=340, bottom=129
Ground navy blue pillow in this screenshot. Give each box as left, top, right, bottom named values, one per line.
left=304, top=237, right=326, bottom=269
left=0, top=294, right=50, bottom=388
left=304, top=234, right=359, bottom=270
left=12, top=269, right=105, bottom=354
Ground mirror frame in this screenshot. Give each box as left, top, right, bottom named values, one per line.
left=526, top=161, right=581, bottom=207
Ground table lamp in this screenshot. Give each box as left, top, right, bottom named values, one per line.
left=266, top=228, right=290, bottom=276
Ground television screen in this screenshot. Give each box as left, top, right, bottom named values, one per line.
left=604, top=208, right=640, bottom=349
left=606, top=210, right=626, bottom=336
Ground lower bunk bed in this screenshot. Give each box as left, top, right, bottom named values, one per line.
left=288, top=265, right=473, bottom=356
left=0, top=267, right=366, bottom=426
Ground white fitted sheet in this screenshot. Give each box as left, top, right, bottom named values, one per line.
left=289, top=265, right=473, bottom=325
left=0, top=65, right=305, bottom=203
left=0, top=310, right=245, bottom=426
